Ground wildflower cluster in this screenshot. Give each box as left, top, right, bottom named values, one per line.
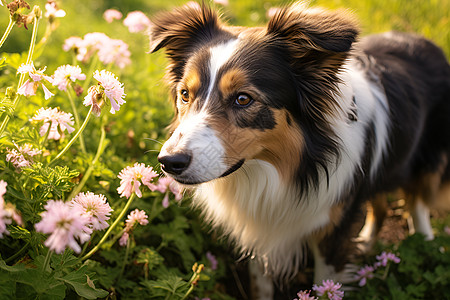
left=6, top=142, right=41, bottom=170
left=354, top=251, right=401, bottom=287
left=294, top=280, right=344, bottom=300
left=63, top=32, right=131, bottom=69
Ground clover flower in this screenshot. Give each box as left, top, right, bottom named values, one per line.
left=35, top=200, right=91, bottom=254
left=375, top=251, right=401, bottom=268
left=44, top=1, right=65, bottom=19
left=51, top=65, right=86, bottom=91
left=294, top=290, right=317, bottom=300
left=125, top=208, right=149, bottom=229
left=312, top=280, right=344, bottom=300
left=206, top=251, right=218, bottom=271
left=154, top=176, right=183, bottom=208
left=354, top=265, right=375, bottom=287
left=17, top=62, right=54, bottom=100
left=119, top=209, right=149, bottom=246
left=0, top=180, right=11, bottom=238
left=117, top=163, right=158, bottom=198
left=62, top=36, right=83, bottom=52
left=213, top=0, right=229, bottom=6
left=30, top=107, right=75, bottom=140
left=123, top=11, right=151, bottom=33
left=70, top=192, right=113, bottom=231
left=103, top=9, right=122, bottom=23
left=97, top=38, right=131, bottom=69
left=83, top=70, right=126, bottom=116
left=6, top=142, right=41, bottom=170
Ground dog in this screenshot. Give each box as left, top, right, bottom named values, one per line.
left=149, top=2, right=450, bottom=298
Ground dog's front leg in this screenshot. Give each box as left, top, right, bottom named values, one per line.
left=249, top=260, right=274, bottom=300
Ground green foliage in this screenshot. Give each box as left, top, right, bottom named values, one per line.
left=346, top=230, right=450, bottom=300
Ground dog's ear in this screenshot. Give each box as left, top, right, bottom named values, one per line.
left=266, top=4, right=359, bottom=61
left=149, top=3, right=223, bottom=84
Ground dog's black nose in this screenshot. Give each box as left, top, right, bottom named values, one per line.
left=158, top=153, right=191, bottom=175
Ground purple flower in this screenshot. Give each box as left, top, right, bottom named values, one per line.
left=206, top=251, right=218, bottom=271
left=35, top=200, right=91, bottom=253
left=355, top=265, right=375, bottom=287
left=312, top=280, right=344, bottom=300
left=375, top=251, right=401, bottom=268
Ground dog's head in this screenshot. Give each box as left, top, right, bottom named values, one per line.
left=150, top=3, right=358, bottom=185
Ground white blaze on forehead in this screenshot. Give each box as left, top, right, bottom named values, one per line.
left=205, top=39, right=239, bottom=104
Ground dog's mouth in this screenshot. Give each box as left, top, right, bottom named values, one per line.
left=170, top=159, right=245, bottom=185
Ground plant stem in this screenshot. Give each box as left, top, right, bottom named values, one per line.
left=49, top=105, right=93, bottom=166
left=0, top=10, right=41, bottom=136
left=82, top=55, right=99, bottom=93
left=67, top=120, right=106, bottom=200
left=5, top=242, right=30, bottom=263
left=67, top=86, right=86, bottom=153
left=0, top=16, right=15, bottom=49
left=118, top=236, right=131, bottom=281
left=81, top=193, right=136, bottom=260
left=42, top=250, right=53, bottom=272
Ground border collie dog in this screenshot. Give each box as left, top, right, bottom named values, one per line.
left=150, top=2, right=450, bottom=296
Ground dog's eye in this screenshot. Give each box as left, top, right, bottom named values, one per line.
left=180, top=89, right=189, bottom=103
left=234, top=94, right=253, bottom=108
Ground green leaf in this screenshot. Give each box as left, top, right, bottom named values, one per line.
left=57, top=266, right=108, bottom=299
left=8, top=226, right=31, bottom=240
left=136, top=248, right=164, bottom=271
left=141, top=274, right=189, bottom=298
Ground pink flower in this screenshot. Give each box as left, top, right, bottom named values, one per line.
left=267, top=7, right=280, bottom=18
left=375, top=251, right=401, bottom=268
left=355, top=265, right=375, bottom=287
left=444, top=226, right=450, bottom=235
left=17, top=62, right=54, bottom=100
left=294, top=290, right=317, bottom=300
left=117, top=163, right=158, bottom=198
left=155, top=176, right=183, bottom=207
left=123, top=11, right=151, bottom=33
left=206, top=251, right=218, bottom=271
left=35, top=200, right=91, bottom=253
left=6, top=142, right=41, bottom=170
left=62, top=36, right=83, bottom=52
left=119, top=231, right=129, bottom=246
left=83, top=70, right=126, bottom=115
left=97, top=38, right=131, bottom=69
left=51, top=65, right=86, bottom=91
left=104, top=9, right=122, bottom=23
left=70, top=192, right=113, bottom=231
left=0, top=181, right=11, bottom=238
left=119, top=209, right=149, bottom=247
left=213, top=0, right=229, bottom=6
left=312, top=280, right=344, bottom=300
left=45, top=1, right=66, bottom=19
left=125, top=208, right=149, bottom=229
left=30, top=107, right=75, bottom=140
left=76, top=32, right=111, bottom=62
